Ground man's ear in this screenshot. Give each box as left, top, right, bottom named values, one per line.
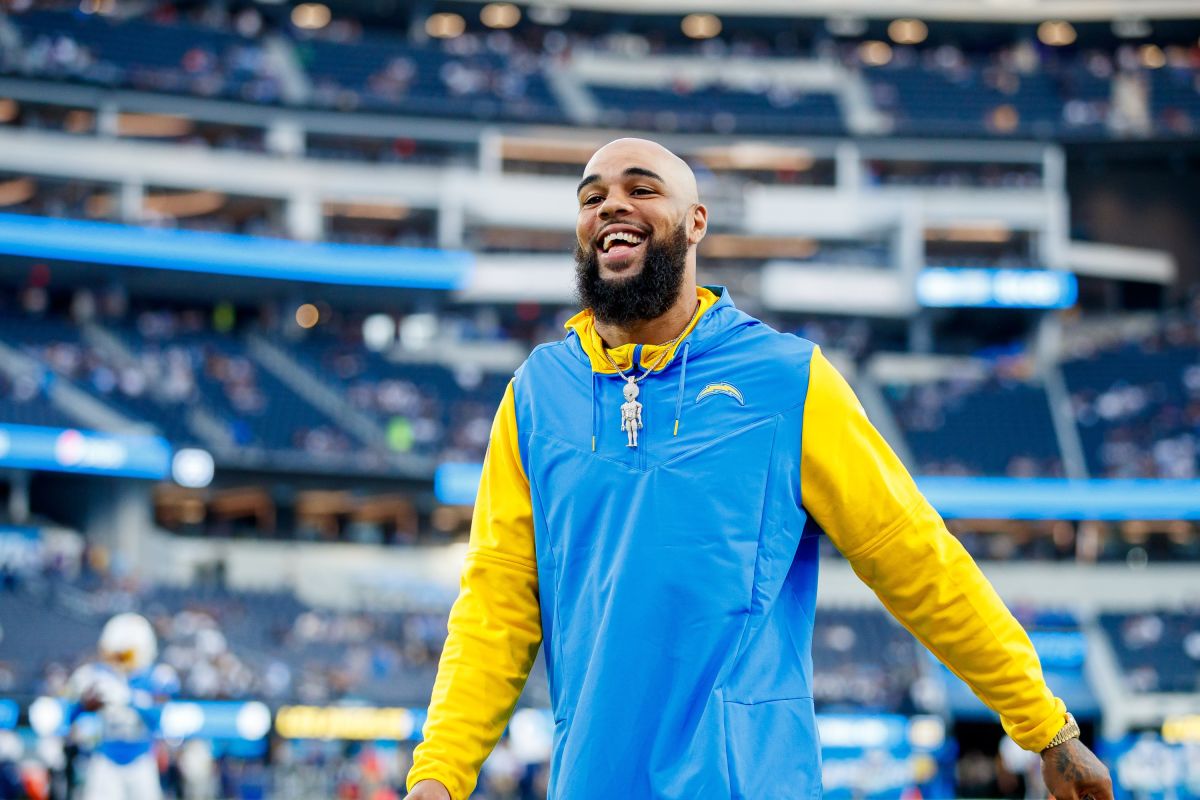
left=688, top=203, right=708, bottom=246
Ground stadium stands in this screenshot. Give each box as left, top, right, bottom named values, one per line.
left=3, top=8, right=1200, bottom=139
left=7, top=9, right=283, bottom=102
left=812, top=608, right=922, bottom=713
left=884, top=373, right=1065, bottom=477
left=587, top=84, right=844, bottom=135
left=298, top=36, right=566, bottom=123
left=1100, top=610, right=1200, bottom=693
left=6, top=291, right=1198, bottom=485
left=283, top=330, right=508, bottom=461
left=1063, top=318, right=1200, bottom=479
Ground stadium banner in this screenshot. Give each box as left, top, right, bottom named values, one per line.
left=817, top=714, right=955, bottom=798
left=435, top=465, right=1200, bottom=519
left=28, top=698, right=271, bottom=744
left=916, top=268, right=1078, bottom=309
left=274, top=705, right=425, bottom=741
left=918, top=477, right=1200, bottom=520
left=1101, top=733, right=1200, bottom=799
left=0, top=213, right=472, bottom=289
left=0, top=423, right=171, bottom=479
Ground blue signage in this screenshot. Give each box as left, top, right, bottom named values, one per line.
left=918, top=477, right=1200, bottom=520
left=819, top=715, right=955, bottom=799
left=0, top=423, right=171, bottom=479
left=917, top=268, right=1077, bottom=309
left=434, top=467, right=1200, bottom=521
left=0, top=700, right=18, bottom=730
left=0, top=213, right=472, bottom=289
left=434, top=462, right=485, bottom=506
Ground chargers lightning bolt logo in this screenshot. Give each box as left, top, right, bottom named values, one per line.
left=695, top=382, right=745, bottom=406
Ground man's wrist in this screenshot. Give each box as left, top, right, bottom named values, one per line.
left=1040, top=712, right=1081, bottom=753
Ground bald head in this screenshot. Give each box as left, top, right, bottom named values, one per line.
left=579, top=138, right=700, bottom=208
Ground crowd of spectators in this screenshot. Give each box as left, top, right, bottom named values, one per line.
left=0, top=287, right=519, bottom=466
left=885, top=358, right=1066, bottom=478
left=5, top=4, right=284, bottom=103
left=1063, top=306, right=1200, bottom=479
left=1101, top=609, right=1200, bottom=693
left=3, top=3, right=1199, bottom=138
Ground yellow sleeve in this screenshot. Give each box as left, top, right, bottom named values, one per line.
left=800, top=346, right=1067, bottom=751
left=407, top=380, right=542, bottom=799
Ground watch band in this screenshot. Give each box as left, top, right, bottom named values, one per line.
left=1042, top=713, right=1081, bottom=751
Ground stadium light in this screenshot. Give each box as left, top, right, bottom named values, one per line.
left=295, top=303, right=320, bottom=329
left=116, top=113, right=194, bottom=138
left=143, top=190, right=226, bottom=218
left=1139, top=44, right=1166, bottom=69
left=426, top=12, right=466, bottom=39
left=362, top=313, right=396, bottom=352
left=78, top=0, right=115, bottom=15
left=236, top=702, right=273, bottom=740
left=28, top=698, right=63, bottom=737
left=528, top=4, right=568, bottom=25
left=291, top=2, right=330, bottom=30
left=887, top=19, right=927, bottom=46
left=172, top=448, right=215, bottom=489
left=681, top=13, right=721, bottom=40
left=989, top=104, right=1020, bottom=133
left=825, top=16, right=866, bottom=38
left=1112, top=17, right=1152, bottom=39
left=481, top=3, right=521, bottom=29
left=858, top=41, right=893, bottom=67
left=1037, top=20, right=1076, bottom=47
left=0, top=178, right=36, bottom=208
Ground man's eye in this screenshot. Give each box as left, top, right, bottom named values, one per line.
left=582, top=195, right=602, bottom=205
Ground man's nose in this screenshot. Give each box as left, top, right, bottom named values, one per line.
left=597, top=192, right=631, bottom=219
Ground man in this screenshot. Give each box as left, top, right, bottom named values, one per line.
left=406, top=138, right=1112, bottom=800
left=67, top=612, right=174, bottom=800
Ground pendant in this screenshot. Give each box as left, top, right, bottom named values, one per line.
left=620, top=377, right=644, bottom=448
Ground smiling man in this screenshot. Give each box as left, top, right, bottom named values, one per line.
left=404, top=139, right=1112, bottom=800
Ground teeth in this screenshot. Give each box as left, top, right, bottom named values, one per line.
left=602, top=231, right=645, bottom=251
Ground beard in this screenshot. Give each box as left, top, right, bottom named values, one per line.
left=574, top=221, right=690, bottom=326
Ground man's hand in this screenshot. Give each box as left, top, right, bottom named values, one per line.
left=1041, top=738, right=1113, bottom=800
left=403, top=779, right=451, bottom=800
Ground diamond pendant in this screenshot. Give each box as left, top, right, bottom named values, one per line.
left=620, top=377, right=644, bottom=448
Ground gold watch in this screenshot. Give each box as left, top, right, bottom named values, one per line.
left=1042, top=713, right=1081, bottom=752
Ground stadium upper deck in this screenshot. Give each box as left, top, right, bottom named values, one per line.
left=2, top=3, right=1200, bottom=139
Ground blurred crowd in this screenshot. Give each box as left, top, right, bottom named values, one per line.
left=1, top=284, right=514, bottom=464
left=1102, top=609, right=1200, bottom=693
left=0, top=550, right=449, bottom=724
left=2, top=2, right=1199, bottom=138
left=1065, top=304, right=1200, bottom=479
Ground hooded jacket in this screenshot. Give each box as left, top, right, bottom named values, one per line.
left=408, top=286, right=1066, bottom=799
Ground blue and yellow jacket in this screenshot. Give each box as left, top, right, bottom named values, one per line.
left=408, top=286, right=1066, bottom=799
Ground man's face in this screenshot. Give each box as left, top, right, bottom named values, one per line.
left=573, top=140, right=705, bottom=324
left=576, top=143, right=691, bottom=280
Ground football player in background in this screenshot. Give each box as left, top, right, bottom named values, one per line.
left=67, top=613, right=175, bottom=800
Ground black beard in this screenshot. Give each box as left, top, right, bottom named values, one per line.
left=574, top=222, right=690, bottom=326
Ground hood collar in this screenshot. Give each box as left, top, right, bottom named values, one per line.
left=564, top=285, right=745, bottom=374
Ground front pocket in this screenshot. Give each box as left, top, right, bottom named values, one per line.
left=724, top=696, right=821, bottom=800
